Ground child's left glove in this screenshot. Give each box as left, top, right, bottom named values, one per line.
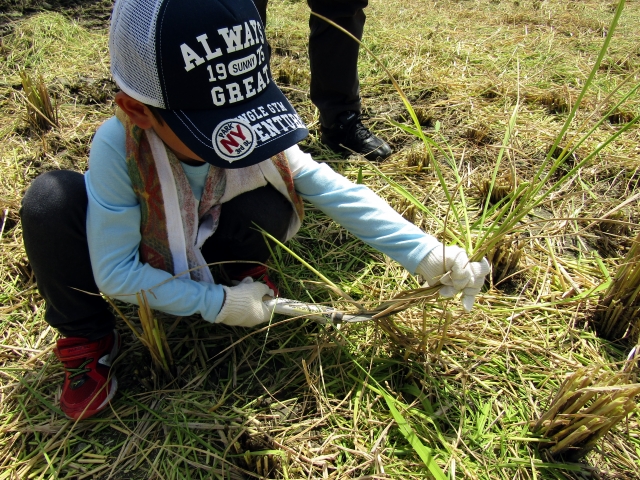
left=416, top=245, right=490, bottom=311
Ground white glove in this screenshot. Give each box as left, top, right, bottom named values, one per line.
left=416, top=245, right=490, bottom=311
left=216, top=277, right=274, bottom=327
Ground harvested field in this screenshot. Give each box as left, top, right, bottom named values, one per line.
left=1, top=0, right=639, bottom=478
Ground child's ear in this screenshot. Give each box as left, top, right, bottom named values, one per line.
left=114, top=91, right=154, bottom=129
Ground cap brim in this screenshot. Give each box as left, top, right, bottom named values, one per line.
left=157, top=81, right=308, bottom=169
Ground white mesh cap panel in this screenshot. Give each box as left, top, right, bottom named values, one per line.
left=109, top=0, right=165, bottom=108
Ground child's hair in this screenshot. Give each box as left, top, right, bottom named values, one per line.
left=145, top=104, right=165, bottom=126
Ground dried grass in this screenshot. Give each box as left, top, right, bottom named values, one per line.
left=595, top=232, right=640, bottom=342
left=532, top=360, right=640, bottom=458
left=1, top=1, right=640, bottom=479
left=108, top=293, right=175, bottom=378
left=19, top=70, right=58, bottom=132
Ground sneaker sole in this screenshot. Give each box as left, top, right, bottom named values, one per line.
left=321, top=136, right=392, bottom=160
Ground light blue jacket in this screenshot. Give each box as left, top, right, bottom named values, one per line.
left=85, top=117, right=440, bottom=322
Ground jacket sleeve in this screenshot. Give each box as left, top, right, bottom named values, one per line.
left=285, top=145, right=441, bottom=274
left=85, top=117, right=225, bottom=322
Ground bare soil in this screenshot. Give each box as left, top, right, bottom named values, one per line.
left=0, top=0, right=112, bottom=34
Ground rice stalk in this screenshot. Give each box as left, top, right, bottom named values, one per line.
left=136, top=290, right=175, bottom=377
left=106, top=293, right=174, bottom=377
left=486, top=235, right=523, bottom=286
left=532, top=363, right=640, bottom=458
left=263, top=227, right=445, bottom=321
left=404, top=142, right=430, bottom=172
left=19, top=69, right=58, bottom=132
left=368, top=0, right=639, bottom=270
left=476, top=173, right=517, bottom=211
left=594, top=231, right=640, bottom=342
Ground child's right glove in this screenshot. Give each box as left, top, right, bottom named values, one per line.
left=416, top=245, right=490, bottom=312
left=216, top=277, right=274, bottom=327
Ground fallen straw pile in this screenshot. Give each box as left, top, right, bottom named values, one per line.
left=595, top=231, right=640, bottom=342
left=532, top=352, right=640, bottom=458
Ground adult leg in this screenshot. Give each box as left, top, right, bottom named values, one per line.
left=252, top=0, right=268, bottom=25
left=20, top=170, right=115, bottom=341
left=200, top=184, right=293, bottom=281
left=307, top=0, right=367, bottom=127
left=308, top=0, right=391, bottom=160
left=254, top=0, right=364, bottom=122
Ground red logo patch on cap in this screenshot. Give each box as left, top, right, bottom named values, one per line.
left=212, top=119, right=256, bottom=163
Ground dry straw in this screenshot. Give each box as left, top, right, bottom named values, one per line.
left=19, top=70, right=58, bottom=132
left=532, top=350, right=640, bottom=458
left=107, top=292, right=175, bottom=377
left=486, top=235, right=523, bottom=285
left=4, top=2, right=640, bottom=478
left=595, top=231, right=640, bottom=342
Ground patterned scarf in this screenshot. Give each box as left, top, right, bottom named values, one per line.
left=117, top=111, right=303, bottom=283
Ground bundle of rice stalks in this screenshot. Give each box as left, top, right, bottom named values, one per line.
left=274, top=58, right=308, bottom=86
left=135, top=290, right=175, bottom=376
left=476, top=173, right=516, bottom=210
left=486, top=235, right=523, bottom=285
left=594, top=231, right=640, bottom=342
left=360, top=285, right=445, bottom=352
left=607, top=107, right=634, bottom=125
left=525, top=87, right=572, bottom=115
left=395, top=197, right=419, bottom=224
left=586, top=211, right=633, bottom=257
left=404, top=142, right=430, bottom=171
left=464, top=122, right=491, bottom=145
left=366, top=284, right=441, bottom=320
left=19, top=70, right=58, bottom=132
left=107, top=292, right=175, bottom=377
left=532, top=363, right=640, bottom=458
left=412, top=106, right=434, bottom=127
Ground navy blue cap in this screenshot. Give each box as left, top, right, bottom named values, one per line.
left=110, top=0, right=308, bottom=168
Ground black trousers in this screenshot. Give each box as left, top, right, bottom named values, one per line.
left=20, top=170, right=293, bottom=341
left=253, top=0, right=369, bottom=127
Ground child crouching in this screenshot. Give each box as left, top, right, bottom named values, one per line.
left=20, top=0, right=489, bottom=420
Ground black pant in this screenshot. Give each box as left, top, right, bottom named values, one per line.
left=253, top=0, right=368, bottom=127
left=20, top=170, right=293, bottom=340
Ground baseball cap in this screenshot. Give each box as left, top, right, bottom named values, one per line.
left=109, top=0, right=309, bottom=168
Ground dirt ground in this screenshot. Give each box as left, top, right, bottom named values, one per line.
left=0, top=0, right=113, bottom=33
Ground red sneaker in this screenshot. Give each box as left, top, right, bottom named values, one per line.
left=53, top=330, right=120, bottom=420
left=232, top=265, right=280, bottom=297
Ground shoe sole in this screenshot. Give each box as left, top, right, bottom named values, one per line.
left=321, top=137, right=391, bottom=161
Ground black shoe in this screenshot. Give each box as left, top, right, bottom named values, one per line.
left=321, top=111, right=392, bottom=161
